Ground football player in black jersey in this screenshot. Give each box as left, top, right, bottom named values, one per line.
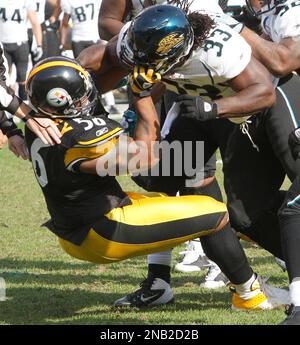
left=0, top=43, right=62, bottom=147
left=25, top=56, right=229, bottom=270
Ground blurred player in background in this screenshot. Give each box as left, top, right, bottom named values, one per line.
left=60, top=0, right=118, bottom=114
left=0, top=0, right=43, bottom=100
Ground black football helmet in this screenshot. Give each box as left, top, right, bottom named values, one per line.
left=246, top=0, right=283, bottom=16
left=26, top=56, right=99, bottom=118
left=120, top=5, right=194, bottom=75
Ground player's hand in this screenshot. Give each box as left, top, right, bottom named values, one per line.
left=176, top=95, right=218, bottom=121
left=0, top=129, right=7, bottom=149
left=26, top=116, right=62, bottom=145
left=8, top=135, right=29, bottom=160
left=120, top=109, right=137, bottom=137
left=129, top=66, right=161, bottom=97
left=45, top=18, right=60, bottom=31
left=289, top=127, right=300, bottom=160
left=32, top=46, right=43, bottom=62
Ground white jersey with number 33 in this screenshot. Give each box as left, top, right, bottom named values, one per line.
left=164, top=23, right=251, bottom=101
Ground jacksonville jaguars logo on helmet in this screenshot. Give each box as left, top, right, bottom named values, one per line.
left=47, top=88, right=70, bottom=108
left=156, top=32, right=185, bottom=55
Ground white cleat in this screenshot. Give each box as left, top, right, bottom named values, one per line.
left=174, top=240, right=210, bottom=273
left=200, top=262, right=229, bottom=289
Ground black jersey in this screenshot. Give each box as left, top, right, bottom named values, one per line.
left=25, top=114, right=131, bottom=245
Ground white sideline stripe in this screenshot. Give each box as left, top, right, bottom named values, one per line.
left=277, top=86, right=298, bottom=128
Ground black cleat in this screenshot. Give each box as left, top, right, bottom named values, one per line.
left=113, top=276, right=174, bottom=307
left=280, top=304, right=300, bottom=325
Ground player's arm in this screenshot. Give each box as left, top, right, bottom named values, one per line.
left=98, top=0, right=131, bottom=40
left=175, top=56, right=275, bottom=121
left=0, top=129, right=5, bottom=149
left=49, top=0, right=62, bottom=24
left=215, top=57, right=276, bottom=118
left=77, top=39, right=128, bottom=94
left=241, top=27, right=300, bottom=77
left=27, top=10, right=43, bottom=47
left=79, top=96, right=160, bottom=175
left=0, top=110, right=28, bottom=159
left=60, top=13, right=71, bottom=50
left=0, top=81, right=61, bottom=145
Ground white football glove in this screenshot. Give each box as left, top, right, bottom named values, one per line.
left=32, top=46, right=43, bottom=62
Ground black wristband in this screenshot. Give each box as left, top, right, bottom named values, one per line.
left=7, top=95, right=23, bottom=115
left=21, top=110, right=37, bottom=123
left=6, top=128, right=24, bottom=139
left=136, top=90, right=151, bottom=98
left=0, top=117, right=18, bottom=135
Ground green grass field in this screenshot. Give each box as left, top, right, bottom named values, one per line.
left=0, top=144, right=291, bottom=325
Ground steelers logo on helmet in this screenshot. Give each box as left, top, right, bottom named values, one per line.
left=25, top=56, right=104, bottom=119
left=46, top=88, right=70, bottom=108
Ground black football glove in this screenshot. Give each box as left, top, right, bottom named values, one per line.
left=176, top=95, right=218, bottom=122
left=289, top=127, right=300, bottom=160
left=129, top=66, right=161, bottom=98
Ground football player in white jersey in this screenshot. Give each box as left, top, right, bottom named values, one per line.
left=144, top=0, right=300, bottom=310
left=44, top=0, right=62, bottom=57
left=77, top=5, right=294, bottom=315
left=236, top=0, right=300, bottom=325
left=60, top=0, right=118, bottom=114
left=98, top=4, right=225, bottom=282
left=0, top=0, right=43, bottom=100
left=28, top=1, right=47, bottom=63
left=60, top=0, right=102, bottom=58
left=113, top=4, right=292, bottom=311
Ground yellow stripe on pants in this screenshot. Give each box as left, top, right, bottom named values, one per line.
left=58, top=192, right=228, bottom=264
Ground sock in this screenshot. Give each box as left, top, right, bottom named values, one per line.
left=147, top=250, right=172, bottom=266
left=147, top=250, right=172, bottom=283
left=148, top=264, right=171, bottom=284
left=235, top=273, right=257, bottom=297
left=290, top=278, right=300, bottom=307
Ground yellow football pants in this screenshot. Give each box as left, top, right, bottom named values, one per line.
left=58, top=192, right=228, bottom=264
